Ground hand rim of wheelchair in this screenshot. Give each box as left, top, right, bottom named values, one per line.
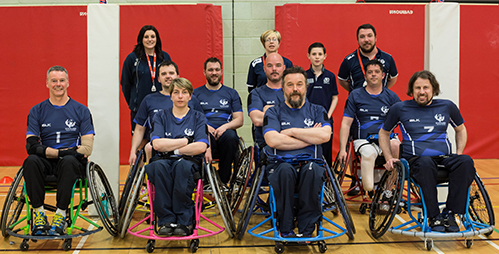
left=118, top=164, right=147, bottom=238
left=87, top=161, right=119, bottom=236
left=206, top=163, right=236, bottom=237
left=118, top=148, right=144, bottom=218
left=1, top=168, right=25, bottom=238
left=228, top=146, right=254, bottom=215
left=368, top=162, right=405, bottom=239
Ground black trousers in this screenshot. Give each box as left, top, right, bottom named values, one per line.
left=409, top=154, right=476, bottom=218
left=210, top=129, right=238, bottom=184
left=23, top=155, right=84, bottom=210
left=267, top=162, right=324, bottom=235
left=145, top=158, right=199, bottom=226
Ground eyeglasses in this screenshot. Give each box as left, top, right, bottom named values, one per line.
left=266, top=38, right=278, bottom=42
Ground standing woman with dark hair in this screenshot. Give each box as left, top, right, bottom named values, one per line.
left=121, top=25, right=171, bottom=132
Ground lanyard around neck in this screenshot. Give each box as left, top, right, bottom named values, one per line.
left=146, top=52, right=157, bottom=92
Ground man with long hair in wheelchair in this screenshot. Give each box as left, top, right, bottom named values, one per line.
left=338, top=59, right=401, bottom=195
left=24, top=66, right=94, bottom=236
left=263, top=66, right=331, bottom=238
left=379, top=70, right=476, bottom=233
left=146, top=78, right=209, bottom=236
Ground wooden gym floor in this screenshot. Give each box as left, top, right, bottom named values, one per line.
left=0, top=159, right=498, bottom=253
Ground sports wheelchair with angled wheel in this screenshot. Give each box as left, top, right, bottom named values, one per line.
left=122, top=160, right=232, bottom=253
left=369, top=158, right=494, bottom=251
left=0, top=161, right=118, bottom=251
left=246, top=154, right=355, bottom=253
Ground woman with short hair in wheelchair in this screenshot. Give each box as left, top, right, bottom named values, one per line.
left=146, top=78, right=209, bottom=236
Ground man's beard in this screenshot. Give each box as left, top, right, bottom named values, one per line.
left=287, top=92, right=304, bottom=108
left=360, top=41, right=376, bottom=54
left=266, top=71, right=281, bottom=83
left=414, top=95, right=433, bottom=106
left=206, top=76, right=221, bottom=87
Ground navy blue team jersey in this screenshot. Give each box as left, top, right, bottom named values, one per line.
left=306, top=66, right=339, bottom=114
left=150, top=108, right=209, bottom=158
left=134, top=92, right=203, bottom=129
left=26, top=98, right=94, bottom=149
left=247, top=85, right=285, bottom=146
left=246, top=54, right=293, bottom=90
left=343, top=87, right=400, bottom=139
left=193, top=85, right=243, bottom=129
left=263, top=101, right=331, bottom=158
left=338, top=48, right=398, bottom=91
left=382, top=99, right=464, bottom=158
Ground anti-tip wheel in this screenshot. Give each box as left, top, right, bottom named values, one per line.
left=275, top=242, right=284, bottom=253
left=190, top=239, right=199, bottom=253
left=359, top=203, right=367, bottom=214
left=319, top=241, right=327, bottom=253
left=425, top=239, right=433, bottom=251
left=62, top=239, right=72, bottom=251
left=465, top=239, right=473, bottom=248
left=20, top=240, right=29, bottom=251
left=146, top=240, right=155, bottom=253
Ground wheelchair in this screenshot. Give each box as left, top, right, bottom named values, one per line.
left=246, top=155, right=355, bottom=253
left=0, top=161, right=118, bottom=251
left=333, top=136, right=391, bottom=214
left=369, top=158, right=495, bottom=251
left=121, top=159, right=232, bottom=253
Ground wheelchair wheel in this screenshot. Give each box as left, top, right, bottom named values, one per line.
left=326, top=164, right=355, bottom=239
left=228, top=146, right=254, bottom=215
left=206, top=164, right=235, bottom=237
left=332, top=141, right=352, bottom=185
left=1, top=168, right=25, bottom=237
left=119, top=149, right=144, bottom=218
left=119, top=165, right=146, bottom=238
left=369, top=163, right=405, bottom=239
left=469, top=174, right=495, bottom=235
left=87, top=162, right=119, bottom=236
left=236, top=165, right=265, bottom=240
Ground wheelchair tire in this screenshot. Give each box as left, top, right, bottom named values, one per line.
left=236, top=165, right=265, bottom=240
left=332, top=141, right=352, bottom=186
left=206, top=164, right=235, bottom=238
left=119, top=149, right=144, bottom=218
left=0, top=168, right=25, bottom=238
left=326, top=164, right=355, bottom=239
left=469, top=173, right=495, bottom=235
left=229, top=146, right=254, bottom=215
left=369, top=163, right=405, bottom=239
left=87, top=162, right=119, bottom=236
left=119, top=165, right=146, bottom=238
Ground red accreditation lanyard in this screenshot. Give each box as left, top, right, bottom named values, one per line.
left=357, top=48, right=366, bottom=77
left=261, top=54, right=266, bottom=67
left=146, top=53, right=157, bottom=92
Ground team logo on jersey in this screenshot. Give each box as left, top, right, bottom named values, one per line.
left=380, top=106, right=389, bottom=116
left=65, top=119, right=77, bottom=131
left=42, top=123, right=51, bottom=128
left=434, top=114, right=446, bottom=125
left=371, top=116, right=379, bottom=121
left=281, top=122, right=290, bottom=126
left=378, top=59, right=386, bottom=65
left=409, top=118, right=420, bottom=122
left=266, top=100, right=275, bottom=105
left=304, top=118, right=314, bottom=128
left=307, top=78, right=314, bottom=84
left=184, top=128, right=194, bottom=136
left=347, top=53, right=355, bottom=60
left=200, top=101, right=208, bottom=105
left=360, top=108, right=368, bottom=112
left=323, top=77, right=330, bottom=84
left=219, top=99, right=229, bottom=108
left=165, top=132, right=172, bottom=137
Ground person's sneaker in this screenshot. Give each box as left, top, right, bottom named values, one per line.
left=378, top=203, right=391, bottom=215
left=48, top=213, right=67, bottom=236
left=347, top=180, right=359, bottom=196
left=32, top=211, right=49, bottom=236
left=429, top=214, right=445, bottom=232
left=444, top=211, right=460, bottom=232
left=158, top=223, right=176, bottom=236
left=280, top=230, right=296, bottom=238
left=172, top=224, right=193, bottom=236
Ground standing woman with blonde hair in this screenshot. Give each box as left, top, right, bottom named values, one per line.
left=121, top=25, right=171, bottom=133
left=246, top=29, right=293, bottom=92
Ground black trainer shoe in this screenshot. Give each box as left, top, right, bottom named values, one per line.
left=347, top=180, right=359, bottom=196
left=172, top=224, right=193, bottom=236
left=158, top=223, right=176, bottom=236
left=444, top=211, right=460, bottom=232
left=32, top=211, right=49, bottom=236
left=429, top=214, right=445, bottom=232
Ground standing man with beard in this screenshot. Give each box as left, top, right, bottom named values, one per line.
left=193, top=57, right=243, bottom=184
left=263, top=66, right=331, bottom=237
left=338, top=23, right=398, bottom=92
left=248, top=53, right=285, bottom=148
left=379, top=70, right=475, bottom=233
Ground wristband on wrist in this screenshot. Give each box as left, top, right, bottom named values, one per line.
left=174, top=149, right=179, bottom=155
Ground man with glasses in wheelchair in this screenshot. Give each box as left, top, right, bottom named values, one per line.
left=146, top=78, right=209, bottom=236
left=24, top=66, right=94, bottom=236
left=338, top=59, right=400, bottom=194
left=379, top=70, right=476, bottom=233
left=263, top=66, right=331, bottom=238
